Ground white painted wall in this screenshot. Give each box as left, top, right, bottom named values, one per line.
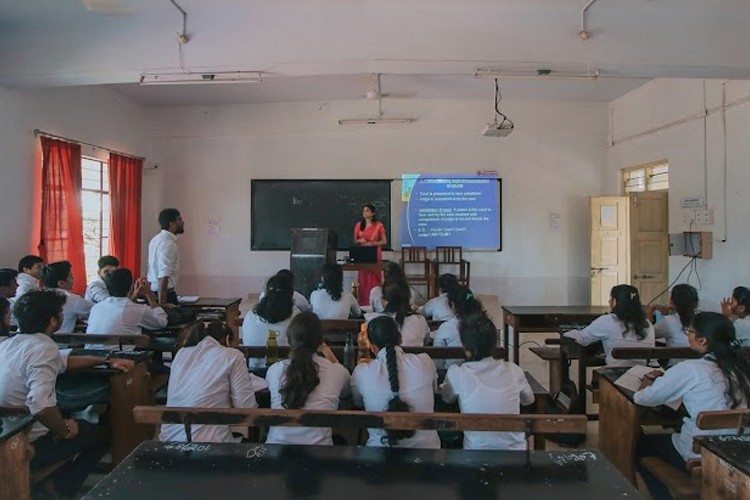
left=0, top=85, right=147, bottom=266
left=607, top=78, right=750, bottom=309
left=144, top=98, right=608, bottom=304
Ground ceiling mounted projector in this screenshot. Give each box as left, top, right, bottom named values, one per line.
left=482, top=120, right=514, bottom=137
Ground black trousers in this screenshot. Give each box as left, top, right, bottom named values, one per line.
left=31, top=421, right=107, bottom=496
left=636, top=432, right=686, bottom=500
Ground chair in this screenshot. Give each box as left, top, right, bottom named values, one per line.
left=434, top=246, right=470, bottom=288
left=400, top=246, right=434, bottom=299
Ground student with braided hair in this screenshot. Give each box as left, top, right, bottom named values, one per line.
left=351, top=315, right=439, bottom=448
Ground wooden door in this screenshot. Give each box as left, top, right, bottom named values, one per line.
left=590, top=197, right=629, bottom=306
left=629, top=192, right=669, bottom=305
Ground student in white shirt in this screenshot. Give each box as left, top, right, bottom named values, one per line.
left=634, top=312, right=750, bottom=499
left=351, top=315, right=440, bottom=449
left=651, top=284, right=699, bottom=348
left=418, top=273, right=459, bottom=321
left=0, top=268, right=18, bottom=299
left=160, top=322, right=258, bottom=443
left=0, top=297, right=11, bottom=337
left=369, top=262, right=414, bottom=313
left=147, top=208, right=184, bottom=306
left=721, top=286, right=750, bottom=346
left=85, top=255, right=119, bottom=304
left=432, top=286, right=484, bottom=369
left=0, top=290, right=133, bottom=497
left=14, top=254, right=44, bottom=299
left=86, top=268, right=168, bottom=337
left=242, top=275, right=299, bottom=367
left=310, top=263, right=361, bottom=320
left=41, top=260, right=93, bottom=333
left=442, top=313, right=534, bottom=450
left=366, top=281, right=430, bottom=346
left=266, top=312, right=351, bottom=445
left=564, top=284, right=655, bottom=367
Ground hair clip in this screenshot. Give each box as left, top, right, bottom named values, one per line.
left=392, top=391, right=400, bottom=398
left=729, top=339, right=742, bottom=349
left=630, top=292, right=638, bottom=299
left=466, top=293, right=473, bottom=300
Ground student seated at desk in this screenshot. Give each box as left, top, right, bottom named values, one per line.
left=160, top=322, right=258, bottom=443
left=442, top=313, right=534, bottom=450
left=41, top=260, right=93, bottom=334
left=351, top=316, right=440, bottom=449
left=432, top=286, right=483, bottom=368
left=0, top=290, right=134, bottom=497
left=84, top=255, right=119, bottom=304
left=418, top=273, right=459, bottom=321
left=721, top=286, right=750, bottom=346
left=310, top=263, right=361, bottom=320
left=265, top=312, right=350, bottom=445
left=259, top=269, right=311, bottom=313
left=13, top=254, right=43, bottom=299
left=0, top=267, right=18, bottom=299
left=651, top=284, right=699, bottom=348
left=365, top=281, right=430, bottom=346
left=564, top=284, right=655, bottom=367
left=242, top=275, right=300, bottom=367
left=369, top=262, right=415, bottom=313
left=0, top=297, right=11, bottom=339
left=634, top=312, right=750, bottom=500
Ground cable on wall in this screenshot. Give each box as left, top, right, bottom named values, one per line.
left=720, top=82, right=729, bottom=242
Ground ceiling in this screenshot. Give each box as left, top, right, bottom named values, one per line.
left=1, top=0, right=749, bottom=106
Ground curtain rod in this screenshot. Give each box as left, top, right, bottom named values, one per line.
left=33, top=129, right=146, bottom=161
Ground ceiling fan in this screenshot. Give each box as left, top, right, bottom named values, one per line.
left=360, top=73, right=416, bottom=100
left=81, top=0, right=133, bottom=15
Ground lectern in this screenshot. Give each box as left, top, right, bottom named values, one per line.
left=290, top=228, right=338, bottom=298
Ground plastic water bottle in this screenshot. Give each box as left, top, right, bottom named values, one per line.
left=357, top=322, right=370, bottom=364
left=343, top=332, right=355, bottom=371
left=266, top=330, right=279, bottom=366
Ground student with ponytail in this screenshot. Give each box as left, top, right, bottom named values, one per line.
left=366, top=281, right=430, bottom=346
left=634, top=312, right=750, bottom=499
left=653, top=284, right=699, bottom=348
left=265, top=312, right=350, bottom=445
left=433, top=285, right=484, bottom=349
left=351, top=315, right=440, bottom=448
left=310, top=263, right=361, bottom=320
left=564, top=284, right=655, bottom=366
left=419, top=273, right=460, bottom=321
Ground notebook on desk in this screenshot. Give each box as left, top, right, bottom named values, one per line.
left=349, top=246, right=377, bottom=263
left=177, top=295, right=200, bottom=304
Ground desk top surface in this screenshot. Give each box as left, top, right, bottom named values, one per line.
left=0, top=414, right=34, bottom=443
left=84, top=441, right=641, bottom=500
left=696, top=435, right=750, bottom=477
left=596, top=368, right=685, bottom=417
left=183, top=297, right=242, bottom=308
left=502, top=306, right=610, bottom=316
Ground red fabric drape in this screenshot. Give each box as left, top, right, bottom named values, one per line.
left=38, top=137, right=86, bottom=295
left=109, top=153, right=143, bottom=277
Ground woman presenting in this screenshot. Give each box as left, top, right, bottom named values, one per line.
left=353, top=204, right=387, bottom=305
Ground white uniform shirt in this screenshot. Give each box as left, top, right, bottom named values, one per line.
left=160, top=336, right=258, bottom=443
left=734, top=317, right=750, bottom=346
left=58, top=290, right=93, bottom=334
left=0, top=333, right=68, bottom=441
left=265, top=356, right=351, bottom=445
left=310, top=289, right=361, bottom=320
left=442, top=357, right=535, bottom=450
left=147, top=230, right=180, bottom=291
left=259, top=290, right=311, bottom=313
left=420, top=293, right=455, bottom=322
left=86, top=297, right=168, bottom=335
left=563, top=313, right=655, bottom=367
left=14, top=272, right=39, bottom=299
left=241, top=310, right=299, bottom=368
left=84, top=278, right=109, bottom=304
left=654, top=314, right=690, bottom=347
left=432, top=317, right=462, bottom=369
left=634, top=357, right=747, bottom=460
left=369, top=286, right=415, bottom=313
left=365, top=312, right=430, bottom=347
left=351, top=346, right=440, bottom=449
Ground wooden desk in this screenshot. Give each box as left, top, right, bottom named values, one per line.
left=182, top=297, right=242, bottom=338
left=501, top=306, right=609, bottom=363
left=557, top=333, right=605, bottom=417
left=0, top=414, right=34, bottom=500
left=143, top=320, right=202, bottom=352
left=597, top=367, right=684, bottom=485
left=84, top=441, right=641, bottom=499
left=695, top=435, right=750, bottom=500
left=341, top=262, right=383, bottom=273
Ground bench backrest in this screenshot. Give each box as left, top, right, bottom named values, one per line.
left=51, top=333, right=151, bottom=348
left=611, top=346, right=750, bottom=361
left=696, top=409, right=750, bottom=432
left=235, top=345, right=505, bottom=361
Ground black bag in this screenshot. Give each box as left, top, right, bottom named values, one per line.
left=548, top=377, right=586, bottom=447
left=165, top=306, right=197, bottom=326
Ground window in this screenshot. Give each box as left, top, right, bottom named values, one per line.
left=81, top=157, right=110, bottom=283
left=623, top=161, right=669, bottom=193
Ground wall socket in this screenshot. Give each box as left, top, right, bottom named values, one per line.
left=682, top=208, right=714, bottom=226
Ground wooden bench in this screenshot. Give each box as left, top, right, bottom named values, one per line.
left=236, top=344, right=502, bottom=362
left=612, top=346, right=750, bottom=363
left=51, top=333, right=151, bottom=350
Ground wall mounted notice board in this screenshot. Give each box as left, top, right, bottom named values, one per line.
left=251, top=180, right=392, bottom=251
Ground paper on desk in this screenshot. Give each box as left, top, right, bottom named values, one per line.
left=177, top=296, right=200, bottom=304
left=614, top=365, right=682, bottom=411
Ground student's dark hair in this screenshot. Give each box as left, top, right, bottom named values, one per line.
left=158, top=208, right=181, bottom=230
left=275, top=269, right=295, bottom=290
left=366, top=315, right=413, bottom=446
left=13, top=289, right=66, bottom=334
left=320, top=263, right=343, bottom=301
left=438, top=273, right=460, bottom=294
left=358, top=203, right=378, bottom=232
left=18, top=255, right=44, bottom=273
left=382, top=280, right=411, bottom=327
left=40, top=261, right=72, bottom=289
left=732, top=286, right=750, bottom=313
left=254, top=275, right=294, bottom=324
left=97, top=255, right=119, bottom=270
left=0, top=268, right=18, bottom=288
left=280, top=312, right=323, bottom=409
left=0, top=297, right=10, bottom=335
left=671, top=284, right=699, bottom=329
left=459, top=312, right=497, bottom=361
left=447, top=286, right=484, bottom=320
left=610, top=284, right=648, bottom=340
left=104, top=268, right=133, bottom=297
left=382, top=261, right=407, bottom=283
left=692, top=312, right=750, bottom=409
left=183, top=321, right=230, bottom=348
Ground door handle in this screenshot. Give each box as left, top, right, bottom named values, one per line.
left=633, top=274, right=654, bottom=280
left=590, top=267, right=606, bottom=272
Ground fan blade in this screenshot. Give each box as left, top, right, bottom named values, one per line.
left=81, top=0, right=132, bottom=15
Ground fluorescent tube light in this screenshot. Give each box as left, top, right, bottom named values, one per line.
left=139, top=71, right=262, bottom=85
left=474, top=68, right=600, bottom=81
left=338, top=118, right=416, bottom=126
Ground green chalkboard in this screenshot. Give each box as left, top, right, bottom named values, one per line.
left=251, top=180, right=392, bottom=250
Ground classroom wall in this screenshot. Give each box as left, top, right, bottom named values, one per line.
left=606, top=78, right=750, bottom=309
left=143, top=98, right=609, bottom=304
left=0, top=85, right=147, bottom=265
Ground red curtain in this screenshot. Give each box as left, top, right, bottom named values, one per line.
left=109, top=153, right=143, bottom=277
left=39, top=137, right=86, bottom=295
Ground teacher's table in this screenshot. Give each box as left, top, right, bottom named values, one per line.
left=84, top=441, right=642, bottom=500
left=341, top=262, right=384, bottom=273
left=695, top=435, right=750, bottom=500
left=181, top=297, right=242, bottom=338
left=501, top=306, right=609, bottom=364
left=0, top=414, right=35, bottom=500
left=597, top=367, right=684, bottom=485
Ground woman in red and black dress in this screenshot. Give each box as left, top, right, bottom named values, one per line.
left=353, top=204, right=387, bottom=305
